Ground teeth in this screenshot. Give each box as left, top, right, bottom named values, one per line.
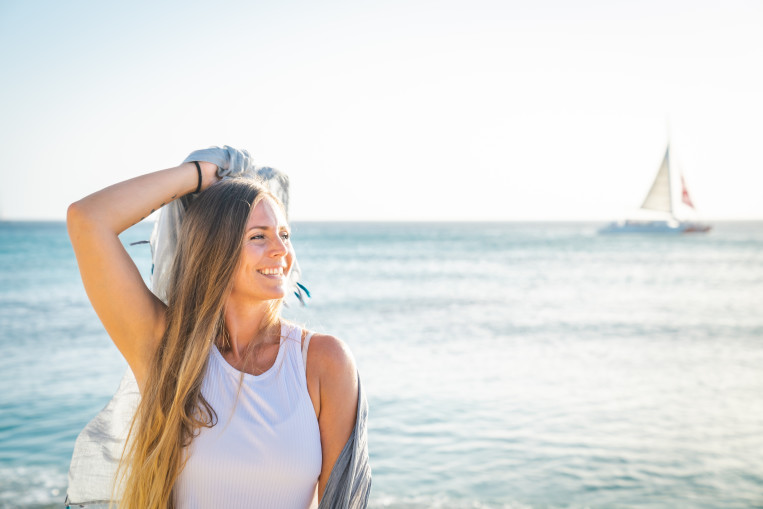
left=258, top=267, right=283, bottom=276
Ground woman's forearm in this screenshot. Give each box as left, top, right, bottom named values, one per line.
left=68, top=161, right=218, bottom=234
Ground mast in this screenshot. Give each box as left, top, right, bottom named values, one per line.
left=666, top=143, right=673, bottom=215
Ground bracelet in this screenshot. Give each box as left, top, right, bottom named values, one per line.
left=193, top=161, right=202, bottom=193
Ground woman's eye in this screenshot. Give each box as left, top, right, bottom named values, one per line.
left=250, top=234, right=265, bottom=240
left=280, top=232, right=290, bottom=241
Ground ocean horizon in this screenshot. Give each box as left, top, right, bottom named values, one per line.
left=1, top=220, right=762, bottom=508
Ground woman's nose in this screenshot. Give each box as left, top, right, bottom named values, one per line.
left=270, top=236, right=288, bottom=256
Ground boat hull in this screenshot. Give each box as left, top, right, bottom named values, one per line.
left=599, top=220, right=712, bottom=234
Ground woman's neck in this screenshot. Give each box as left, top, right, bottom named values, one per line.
left=222, top=299, right=280, bottom=361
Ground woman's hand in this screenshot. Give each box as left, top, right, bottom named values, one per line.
left=197, top=160, right=220, bottom=192
left=182, top=145, right=255, bottom=179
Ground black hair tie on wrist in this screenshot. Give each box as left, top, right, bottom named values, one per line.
left=193, top=161, right=202, bottom=193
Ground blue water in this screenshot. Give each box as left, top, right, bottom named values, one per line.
left=1, top=221, right=762, bottom=508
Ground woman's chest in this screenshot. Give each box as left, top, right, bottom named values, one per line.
left=175, top=347, right=322, bottom=508
left=183, top=394, right=322, bottom=484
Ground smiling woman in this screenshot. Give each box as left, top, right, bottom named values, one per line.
left=65, top=147, right=370, bottom=509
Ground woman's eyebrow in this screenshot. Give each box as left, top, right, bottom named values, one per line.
left=246, top=225, right=289, bottom=231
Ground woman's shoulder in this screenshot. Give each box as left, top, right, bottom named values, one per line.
left=306, top=332, right=358, bottom=383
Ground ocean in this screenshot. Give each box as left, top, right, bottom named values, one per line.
left=1, top=220, right=762, bottom=508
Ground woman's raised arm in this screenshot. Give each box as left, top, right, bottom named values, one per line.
left=67, top=161, right=218, bottom=388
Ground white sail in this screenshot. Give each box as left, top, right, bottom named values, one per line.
left=640, top=146, right=673, bottom=213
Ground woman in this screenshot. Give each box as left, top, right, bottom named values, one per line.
left=67, top=153, right=367, bottom=508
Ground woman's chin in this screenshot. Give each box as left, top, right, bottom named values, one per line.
left=229, top=287, right=287, bottom=304
left=262, top=287, right=287, bottom=301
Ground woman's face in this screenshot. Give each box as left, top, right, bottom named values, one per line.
left=228, top=196, right=295, bottom=304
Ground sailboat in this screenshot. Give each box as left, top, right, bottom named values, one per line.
left=600, top=143, right=711, bottom=234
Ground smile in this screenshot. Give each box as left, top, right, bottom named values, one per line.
left=257, top=267, right=285, bottom=277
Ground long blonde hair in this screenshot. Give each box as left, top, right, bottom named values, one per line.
left=117, top=178, right=282, bottom=508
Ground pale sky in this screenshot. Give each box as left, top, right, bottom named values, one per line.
left=1, top=0, right=761, bottom=221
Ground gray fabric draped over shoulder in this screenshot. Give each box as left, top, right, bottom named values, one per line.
left=65, top=146, right=371, bottom=508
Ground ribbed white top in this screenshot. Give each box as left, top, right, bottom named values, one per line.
left=174, top=323, right=321, bottom=509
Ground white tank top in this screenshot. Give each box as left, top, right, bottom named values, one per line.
left=174, top=322, right=322, bottom=509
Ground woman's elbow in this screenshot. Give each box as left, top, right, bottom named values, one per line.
left=66, top=201, right=82, bottom=230
left=66, top=200, right=95, bottom=240
left=67, top=200, right=82, bottom=221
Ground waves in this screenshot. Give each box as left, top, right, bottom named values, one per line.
left=2, top=221, right=763, bottom=508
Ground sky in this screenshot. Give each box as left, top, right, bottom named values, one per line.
left=1, top=0, right=761, bottom=221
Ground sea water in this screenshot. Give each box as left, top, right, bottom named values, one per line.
left=1, top=221, right=762, bottom=508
